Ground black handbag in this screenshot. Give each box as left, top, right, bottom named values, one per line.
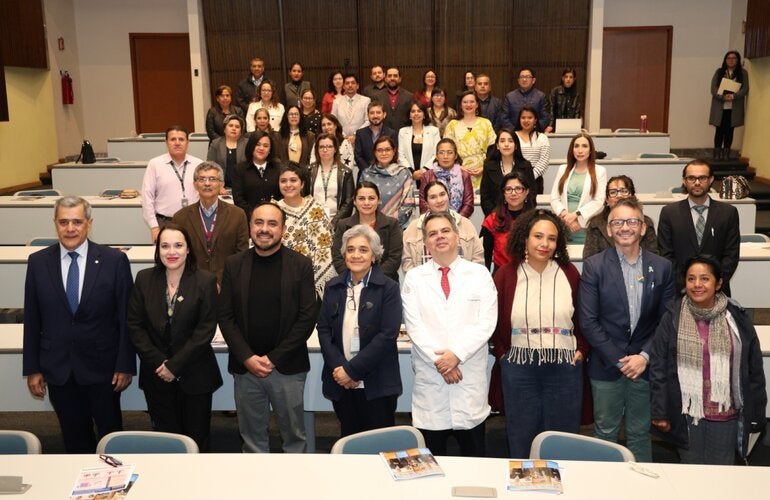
left=76, top=140, right=96, bottom=164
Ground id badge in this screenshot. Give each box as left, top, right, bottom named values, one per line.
left=181, top=197, right=188, bottom=207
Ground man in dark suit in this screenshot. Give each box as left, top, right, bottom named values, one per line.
left=658, top=159, right=740, bottom=296
left=172, top=161, right=249, bottom=285
left=475, top=74, right=503, bottom=132
left=580, top=198, right=674, bottom=462
left=354, top=101, right=398, bottom=178
left=235, top=57, right=266, bottom=111
left=23, top=196, right=135, bottom=453
left=218, top=202, right=319, bottom=453
left=380, top=66, right=414, bottom=131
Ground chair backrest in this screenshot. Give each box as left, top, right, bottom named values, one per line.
left=189, top=132, right=208, bottom=139
left=741, top=233, right=770, bottom=243
left=0, top=431, right=42, bottom=454
left=27, top=237, right=60, bottom=246
left=637, top=152, right=678, bottom=159
left=96, top=431, right=199, bottom=454
left=530, top=431, right=635, bottom=462
left=14, top=189, right=62, bottom=197
left=330, top=425, right=425, bottom=455
left=614, top=128, right=641, bottom=134
left=138, top=132, right=165, bottom=138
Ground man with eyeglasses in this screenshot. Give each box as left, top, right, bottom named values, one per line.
left=580, top=197, right=674, bottom=463
left=499, top=67, right=552, bottom=133
left=23, top=196, right=135, bottom=453
left=657, top=159, right=740, bottom=296
left=172, top=161, right=249, bottom=285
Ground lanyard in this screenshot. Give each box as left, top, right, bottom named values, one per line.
left=320, top=166, right=335, bottom=202
left=198, top=204, right=218, bottom=252
left=169, top=160, right=188, bottom=197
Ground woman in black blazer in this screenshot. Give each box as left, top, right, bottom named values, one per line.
left=273, top=105, right=316, bottom=167
left=127, top=223, right=222, bottom=451
left=480, top=128, right=534, bottom=215
left=318, top=223, right=403, bottom=437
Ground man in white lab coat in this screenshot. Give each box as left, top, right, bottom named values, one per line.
left=402, top=211, right=497, bottom=456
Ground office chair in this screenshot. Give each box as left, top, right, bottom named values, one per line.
left=97, top=431, right=199, bottom=454
left=0, top=431, right=42, bottom=454
left=530, top=431, right=635, bottom=462
left=740, top=233, right=770, bottom=243
left=330, top=425, right=426, bottom=455
left=14, top=189, right=62, bottom=197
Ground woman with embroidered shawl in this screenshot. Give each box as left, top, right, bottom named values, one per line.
left=490, top=209, right=588, bottom=458
left=359, top=136, right=414, bottom=228
left=651, top=255, right=766, bottom=464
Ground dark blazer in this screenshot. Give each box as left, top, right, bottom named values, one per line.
left=282, top=80, right=312, bottom=108
left=218, top=246, right=319, bottom=375
left=657, top=198, right=740, bottom=296
left=381, top=89, right=414, bottom=131
left=205, top=105, right=245, bottom=140
left=172, top=200, right=249, bottom=284
left=579, top=248, right=674, bottom=381
left=23, top=241, right=136, bottom=385
left=231, top=160, right=283, bottom=218
left=479, top=159, right=533, bottom=216
left=650, top=298, right=766, bottom=458
left=206, top=137, right=248, bottom=187
left=305, top=162, right=355, bottom=227
left=128, top=267, right=222, bottom=395
left=317, top=266, right=403, bottom=401
left=273, top=131, right=316, bottom=167
left=478, top=95, right=503, bottom=131
left=332, top=211, right=403, bottom=283
left=419, top=168, right=475, bottom=218
left=354, top=125, right=398, bottom=174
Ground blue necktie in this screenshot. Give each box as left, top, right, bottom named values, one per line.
left=66, top=251, right=79, bottom=314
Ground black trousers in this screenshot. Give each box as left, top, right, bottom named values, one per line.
left=48, top=374, right=123, bottom=454
left=332, top=390, right=397, bottom=437
left=142, top=376, right=214, bottom=452
left=418, top=421, right=486, bottom=457
left=714, top=109, right=734, bottom=149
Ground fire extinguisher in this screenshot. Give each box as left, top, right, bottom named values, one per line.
left=61, top=71, right=74, bottom=105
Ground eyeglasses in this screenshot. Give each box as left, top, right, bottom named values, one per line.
left=99, top=454, right=123, bottom=467
left=504, top=186, right=526, bottom=194
left=346, top=283, right=357, bottom=311
left=195, top=176, right=222, bottom=183
left=607, top=188, right=630, bottom=197
left=318, top=144, right=335, bottom=150
left=287, top=112, right=300, bottom=117
left=518, top=75, right=533, bottom=80
left=375, top=147, right=393, bottom=153
left=608, top=218, right=643, bottom=228
left=684, top=175, right=710, bottom=183
left=436, top=150, right=455, bottom=156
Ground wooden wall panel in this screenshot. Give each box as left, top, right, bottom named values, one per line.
left=746, top=0, right=770, bottom=59
left=201, top=0, right=589, bottom=104
left=0, top=0, right=47, bottom=69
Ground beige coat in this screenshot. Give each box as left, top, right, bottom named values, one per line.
left=401, top=210, right=484, bottom=274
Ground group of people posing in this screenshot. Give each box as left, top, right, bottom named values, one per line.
left=22, top=57, right=763, bottom=466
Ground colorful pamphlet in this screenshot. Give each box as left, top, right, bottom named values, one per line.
left=507, top=460, right=563, bottom=494
left=380, top=448, right=444, bottom=480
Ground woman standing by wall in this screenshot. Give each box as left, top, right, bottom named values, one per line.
left=709, top=51, right=749, bottom=161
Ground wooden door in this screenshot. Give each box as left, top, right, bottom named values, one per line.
left=601, top=27, right=672, bottom=132
left=130, top=34, right=194, bottom=134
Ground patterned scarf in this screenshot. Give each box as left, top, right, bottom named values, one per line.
left=432, top=164, right=464, bottom=212
left=676, top=293, right=733, bottom=423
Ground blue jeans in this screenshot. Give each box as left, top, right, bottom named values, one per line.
left=500, top=353, right=583, bottom=458
left=591, top=377, right=651, bottom=462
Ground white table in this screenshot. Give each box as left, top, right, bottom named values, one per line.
left=0, top=453, right=765, bottom=499
left=0, top=246, right=155, bottom=309
left=548, top=131, right=671, bottom=159
left=51, top=161, right=148, bottom=196
left=470, top=193, right=756, bottom=236
left=108, top=136, right=209, bottom=161
left=0, top=195, right=147, bottom=245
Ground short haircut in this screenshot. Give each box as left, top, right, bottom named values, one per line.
left=250, top=201, right=286, bottom=225
left=341, top=224, right=384, bottom=262
left=194, top=161, right=224, bottom=181
left=367, top=100, right=385, bottom=112
left=608, top=197, right=645, bottom=219
left=421, top=211, right=458, bottom=240
left=519, top=67, right=536, bottom=78
left=342, top=73, right=358, bottom=84
left=279, top=162, right=306, bottom=184
left=154, top=223, right=197, bottom=271
left=55, top=196, right=92, bottom=220
left=165, top=124, right=188, bottom=140
left=682, top=159, right=713, bottom=178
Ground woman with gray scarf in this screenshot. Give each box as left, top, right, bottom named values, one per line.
left=650, top=255, right=766, bottom=464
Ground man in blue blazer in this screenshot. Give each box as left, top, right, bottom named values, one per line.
left=579, top=198, right=674, bottom=462
left=23, top=196, right=135, bottom=453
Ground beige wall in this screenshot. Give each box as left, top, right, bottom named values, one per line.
left=0, top=68, right=59, bottom=187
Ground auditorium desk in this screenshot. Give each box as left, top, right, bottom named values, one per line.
left=0, top=246, right=155, bottom=309
left=548, top=131, right=670, bottom=159
left=51, top=161, right=148, bottom=196
left=0, top=453, right=765, bottom=499
left=0, top=195, right=147, bottom=245
left=108, top=135, right=209, bottom=161
left=542, top=157, right=690, bottom=194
